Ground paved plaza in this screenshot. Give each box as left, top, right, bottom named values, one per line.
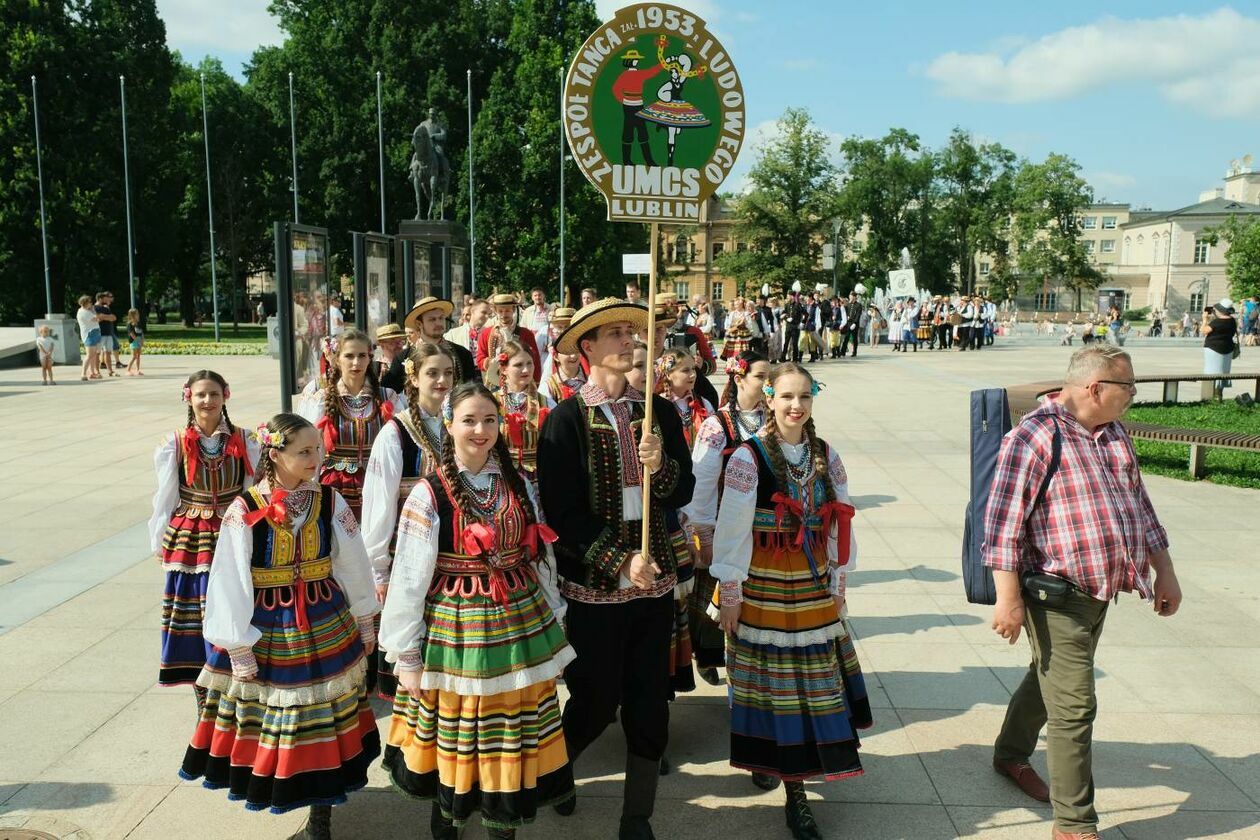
left=0, top=342, right=1257, bottom=839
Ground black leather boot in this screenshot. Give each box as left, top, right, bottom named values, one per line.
left=783, top=781, right=823, bottom=840
left=430, top=802, right=456, bottom=840
left=751, top=771, right=781, bottom=791
left=658, top=754, right=671, bottom=776
left=486, top=828, right=516, bottom=840
left=289, top=804, right=332, bottom=840
left=619, top=754, right=660, bottom=840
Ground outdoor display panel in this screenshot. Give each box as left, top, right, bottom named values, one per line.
left=274, top=221, right=330, bottom=412
left=353, top=232, right=393, bottom=335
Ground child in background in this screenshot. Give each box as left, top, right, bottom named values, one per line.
left=36, top=326, right=56, bottom=385
left=126, top=309, right=145, bottom=376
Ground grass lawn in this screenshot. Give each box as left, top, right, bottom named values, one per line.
left=143, top=322, right=268, bottom=355
left=1126, top=400, right=1260, bottom=489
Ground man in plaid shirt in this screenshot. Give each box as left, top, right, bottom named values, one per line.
left=983, top=344, right=1183, bottom=840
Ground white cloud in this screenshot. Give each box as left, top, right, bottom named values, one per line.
left=157, top=0, right=283, bottom=56
left=1084, top=170, right=1137, bottom=198
left=924, top=7, right=1260, bottom=118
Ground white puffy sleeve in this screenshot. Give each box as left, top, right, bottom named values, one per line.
left=384, top=387, right=407, bottom=415
left=681, top=415, right=726, bottom=531
left=526, top=478, right=566, bottom=625
left=361, top=422, right=403, bottom=584
left=826, top=443, right=857, bottom=595
left=242, top=431, right=262, bottom=491
left=298, top=391, right=325, bottom=424
left=202, top=498, right=262, bottom=649
left=148, top=433, right=179, bottom=555
left=330, top=491, right=379, bottom=619
left=379, top=479, right=441, bottom=657
left=709, top=444, right=759, bottom=585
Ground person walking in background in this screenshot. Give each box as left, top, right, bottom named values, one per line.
left=36, top=325, right=56, bottom=385
left=76, top=295, right=101, bottom=382
left=839, top=292, right=862, bottom=358
left=125, top=308, right=145, bottom=376
left=1202, top=299, right=1238, bottom=397
left=529, top=286, right=554, bottom=361
left=95, top=292, right=119, bottom=375
left=984, top=344, right=1182, bottom=840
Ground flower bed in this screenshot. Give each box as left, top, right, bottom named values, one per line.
left=143, top=340, right=267, bottom=356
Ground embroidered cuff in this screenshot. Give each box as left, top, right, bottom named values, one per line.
left=372, top=564, right=392, bottom=586
left=650, top=455, right=680, bottom=500
left=585, top=529, right=630, bottom=592
left=719, top=580, right=743, bottom=606
left=830, top=570, right=847, bottom=597
left=395, top=649, right=423, bottom=672
left=689, top=524, right=714, bottom=545
left=227, top=646, right=258, bottom=678
left=356, top=615, right=376, bottom=649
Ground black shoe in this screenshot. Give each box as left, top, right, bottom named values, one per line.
left=751, top=771, right=781, bottom=791
left=659, top=754, right=671, bottom=776
left=619, top=816, right=656, bottom=840
left=553, top=795, right=577, bottom=817
left=487, top=829, right=516, bottom=840
left=784, top=783, right=823, bottom=840
left=290, top=804, right=333, bottom=840
left=698, top=666, right=721, bottom=686
left=430, top=802, right=457, bottom=840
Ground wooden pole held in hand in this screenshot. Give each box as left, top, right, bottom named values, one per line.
left=640, top=222, right=658, bottom=560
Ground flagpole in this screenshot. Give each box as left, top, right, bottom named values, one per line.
left=376, top=71, right=386, bottom=233
left=466, top=68, right=476, bottom=296
left=640, top=222, right=658, bottom=558
left=201, top=73, right=221, bottom=342
left=31, top=77, right=52, bottom=316
left=558, top=68, right=565, bottom=306
left=288, top=72, right=299, bottom=223
left=120, top=75, right=136, bottom=310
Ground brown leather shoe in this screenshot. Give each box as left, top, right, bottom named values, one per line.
left=1051, top=829, right=1101, bottom=840
left=993, top=758, right=1050, bottom=802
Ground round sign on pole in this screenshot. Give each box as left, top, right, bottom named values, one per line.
left=563, top=3, right=745, bottom=222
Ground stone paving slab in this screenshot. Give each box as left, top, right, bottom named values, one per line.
left=1, top=346, right=1257, bottom=838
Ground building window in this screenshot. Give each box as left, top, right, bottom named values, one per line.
left=1033, top=292, right=1058, bottom=310
left=1102, top=216, right=1117, bottom=230
left=1081, top=216, right=1097, bottom=230
left=674, top=281, right=690, bottom=300
left=1194, top=239, right=1210, bottom=263
left=979, top=261, right=990, bottom=275
left=1153, top=234, right=1163, bottom=263
left=1082, top=240, right=1095, bottom=254
left=1101, top=239, right=1116, bottom=253
left=711, top=281, right=725, bottom=302
left=1189, top=291, right=1205, bottom=313
left=712, top=241, right=725, bottom=259
left=1123, top=237, right=1131, bottom=262
left=736, top=242, right=748, bottom=253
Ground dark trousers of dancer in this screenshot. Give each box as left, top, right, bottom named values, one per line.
left=958, top=325, right=971, bottom=350
left=936, top=323, right=951, bottom=349
left=840, top=325, right=860, bottom=357
left=783, top=326, right=801, bottom=363
left=972, top=325, right=984, bottom=350
left=621, top=106, right=656, bottom=167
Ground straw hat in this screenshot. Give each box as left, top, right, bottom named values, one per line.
left=656, top=292, right=679, bottom=306
left=551, top=306, right=576, bottom=328
left=655, top=304, right=677, bottom=329
left=403, top=297, right=454, bottom=331
left=375, top=323, right=405, bottom=341
left=490, top=293, right=518, bottom=307
left=555, top=298, right=649, bottom=355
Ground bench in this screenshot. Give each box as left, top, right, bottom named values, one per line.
left=1132, top=372, right=1260, bottom=403
left=1010, top=383, right=1260, bottom=479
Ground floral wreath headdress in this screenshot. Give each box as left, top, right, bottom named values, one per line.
left=724, top=357, right=749, bottom=377
left=256, top=424, right=286, bottom=449
left=655, top=354, right=682, bottom=378
left=762, top=380, right=822, bottom=399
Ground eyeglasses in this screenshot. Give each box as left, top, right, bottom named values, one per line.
left=1095, top=379, right=1137, bottom=392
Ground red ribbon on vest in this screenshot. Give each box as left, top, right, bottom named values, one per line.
left=182, top=426, right=201, bottom=485
left=315, top=416, right=337, bottom=453
left=818, top=500, right=857, bottom=567
left=522, top=522, right=559, bottom=555
left=504, top=413, right=526, bottom=449
left=223, top=429, right=254, bottom=476
left=461, top=522, right=497, bottom=557
left=770, top=491, right=807, bottom=552
left=537, top=406, right=550, bottom=429
left=243, top=487, right=289, bottom=529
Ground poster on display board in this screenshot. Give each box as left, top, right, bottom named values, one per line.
left=274, top=222, right=330, bottom=411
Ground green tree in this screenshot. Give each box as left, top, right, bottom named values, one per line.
left=715, top=107, right=841, bottom=296
left=1206, top=215, right=1260, bottom=300
left=935, top=128, right=1018, bottom=295
left=1012, top=153, right=1099, bottom=310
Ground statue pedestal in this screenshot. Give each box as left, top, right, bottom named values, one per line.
left=35, top=315, right=81, bottom=365
left=395, top=220, right=469, bottom=320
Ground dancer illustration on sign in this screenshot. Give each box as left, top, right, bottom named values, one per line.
left=611, top=43, right=665, bottom=167
left=638, top=39, right=709, bottom=168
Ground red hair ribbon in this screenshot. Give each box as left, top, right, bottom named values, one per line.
left=182, top=426, right=201, bottom=485
left=522, top=522, right=559, bottom=555
left=315, top=416, right=337, bottom=452
left=770, top=491, right=807, bottom=551
left=223, top=429, right=254, bottom=476
left=243, top=487, right=289, bottom=528
left=818, top=501, right=857, bottom=568
left=379, top=399, right=395, bottom=423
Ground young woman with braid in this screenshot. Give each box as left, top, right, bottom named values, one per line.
left=149, top=370, right=261, bottom=704
left=379, top=382, right=575, bottom=840
left=680, top=349, right=770, bottom=688
left=493, top=338, right=556, bottom=474
left=180, top=413, right=380, bottom=840
left=300, top=328, right=406, bottom=521
left=655, top=347, right=714, bottom=447
left=361, top=342, right=454, bottom=699
left=708, top=363, right=871, bottom=840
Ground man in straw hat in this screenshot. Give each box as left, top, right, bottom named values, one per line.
left=374, top=322, right=409, bottom=392
left=539, top=306, right=586, bottom=398
left=402, top=296, right=478, bottom=384
left=537, top=298, right=694, bottom=840
left=476, top=292, right=542, bottom=383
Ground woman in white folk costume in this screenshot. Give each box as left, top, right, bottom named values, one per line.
left=300, top=328, right=406, bottom=522
left=709, top=363, right=872, bottom=840
left=538, top=306, right=580, bottom=392
left=494, top=338, right=556, bottom=474
left=681, top=349, right=770, bottom=688
left=150, top=370, right=260, bottom=706
left=179, top=413, right=380, bottom=840
left=360, top=342, right=453, bottom=699
left=380, top=382, right=575, bottom=839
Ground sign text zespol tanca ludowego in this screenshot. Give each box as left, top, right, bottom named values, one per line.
left=565, top=3, right=745, bottom=222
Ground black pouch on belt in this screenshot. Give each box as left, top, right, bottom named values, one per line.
left=1020, top=572, right=1074, bottom=609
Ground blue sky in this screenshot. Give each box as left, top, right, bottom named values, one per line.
left=159, top=0, right=1260, bottom=211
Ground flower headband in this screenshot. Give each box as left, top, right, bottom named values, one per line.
left=724, top=357, right=749, bottom=377
left=321, top=336, right=339, bottom=357
left=441, top=393, right=454, bottom=424
left=403, top=357, right=416, bottom=378
left=762, top=380, right=822, bottom=398
left=497, top=351, right=511, bottom=365
left=182, top=383, right=229, bottom=402
left=256, top=425, right=286, bottom=448
left=656, top=354, right=681, bottom=377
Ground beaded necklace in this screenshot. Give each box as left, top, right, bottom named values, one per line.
left=785, top=441, right=812, bottom=486
left=458, top=472, right=501, bottom=515
left=735, top=407, right=763, bottom=436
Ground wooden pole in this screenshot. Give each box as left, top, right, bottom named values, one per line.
left=640, top=222, right=658, bottom=558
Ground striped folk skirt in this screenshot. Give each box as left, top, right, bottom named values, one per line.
left=179, top=578, right=379, bottom=813
left=668, top=527, right=696, bottom=695
left=160, top=569, right=212, bottom=686
left=319, top=466, right=365, bottom=522
left=382, top=563, right=575, bottom=828
left=709, top=543, right=871, bottom=781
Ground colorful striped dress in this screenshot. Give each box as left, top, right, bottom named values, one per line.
left=497, top=390, right=555, bottom=475
left=149, top=423, right=259, bottom=686
left=707, top=436, right=871, bottom=781
left=361, top=408, right=445, bottom=699
left=180, top=481, right=381, bottom=813
left=379, top=457, right=576, bottom=830
left=301, top=386, right=406, bottom=521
